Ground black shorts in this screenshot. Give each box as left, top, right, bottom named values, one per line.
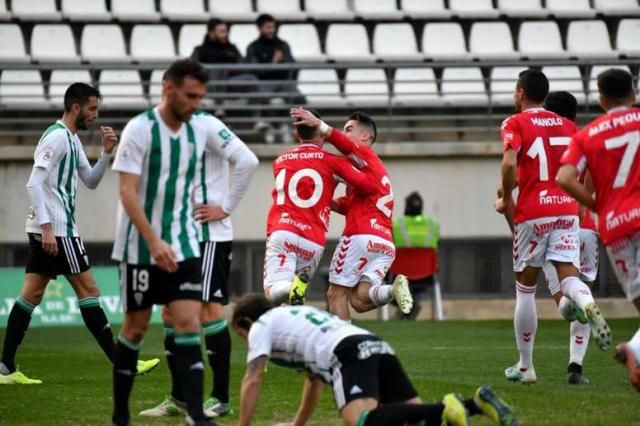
left=119, top=257, right=203, bottom=312
left=25, top=233, right=90, bottom=278
left=330, top=335, right=418, bottom=410
left=200, top=241, right=232, bottom=305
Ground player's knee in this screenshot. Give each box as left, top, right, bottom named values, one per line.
left=121, top=322, right=149, bottom=342
left=350, top=300, right=369, bottom=313
left=20, top=290, right=43, bottom=306
left=173, top=314, right=200, bottom=333
left=161, top=305, right=172, bottom=324
left=327, top=285, right=349, bottom=304
left=200, top=303, right=224, bottom=323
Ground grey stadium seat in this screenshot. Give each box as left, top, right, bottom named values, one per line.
left=542, top=66, right=586, bottom=104
left=278, top=24, right=326, bottom=62
left=617, top=19, right=640, bottom=57
left=373, top=23, right=422, bottom=61
left=31, top=24, right=80, bottom=63
left=256, top=0, right=307, bottom=21
left=0, top=70, right=47, bottom=107
left=449, top=0, right=499, bottom=19
left=497, top=0, right=547, bottom=18
left=81, top=25, right=129, bottom=62
left=326, top=24, right=375, bottom=62
left=392, top=68, right=441, bottom=107
left=209, top=0, right=256, bottom=21
left=400, top=0, right=451, bottom=19
left=61, top=0, right=111, bottom=21
left=594, top=0, right=640, bottom=16
left=345, top=68, right=389, bottom=107
left=161, top=0, right=208, bottom=21
left=99, top=70, right=147, bottom=108
left=422, top=23, right=469, bottom=60
left=0, top=24, right=30, bottom=63
left=49, top=70, right=93, bottom=105
left=354, top=0, right=404, bottom=20
left=441, top=67, right=488, bottom=106
left=11, top=0, right=61, bottom=21
left=130, top=25, right=178, bottom=62
left=179, top=24, right=207, bottom=58
left=545, top=0, right=595, bottom=18
left=469, top=22, right=519, bottom=60
left=566, top=20, right=618, bottom=59
left=297, top=69, right=345, bottom=107
left=111, top=0, right=160, bottom=22
left=518, top=21, right=568, bottom=59
left=305, top=0, right=354, bottom=20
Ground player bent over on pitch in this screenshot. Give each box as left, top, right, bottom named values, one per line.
left=0, top=83, right=158, bottom=385
left=232, top=293, right=517, bottom=426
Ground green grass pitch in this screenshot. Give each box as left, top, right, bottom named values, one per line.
left=0, top=318, right=638, bottom=425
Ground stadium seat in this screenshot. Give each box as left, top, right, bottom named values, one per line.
left=179, top=24, right=207, bottom=58
left=344, top=68, right=389, bottom=106
left=49, top=70, right=93, bottom=105
left=209, top=0, right=256, bottom=21
left=326, top=24, right=375, bottom=62
left=160, top=0, right=208, bottom=21
left=587, top=65, right=632, bottom=103
left=81, top=25, right=129, bottom=62
left=0, top=24, right=30, bottom=63
left=497, top=0, right=547, bottom=17
left=297, top=69, right=345, bottom=106
left=31, top=24, right=79, bottom=63
left=98, top=70, right=147, bottom=108
left=542, top=66, right=586, bottom=104
left=0, top=1, right=11, bottom=20
left=354, top=0, right=403, bottom=20
left=305, top=0, right=354, bottom=20
left=449, top=0, right=499, bottom=18
left=422, top=23, right=469, bottom=60
left=490, top=66, right=527, bottom=105
left=545, top=0, right=595, bottom=18
left=373, top=23, right=422, bottom=61
left=11, top=0, right=61, bottom=21
left=441, top=67, right=488, bottom=106
left=257, top=0, right=306, bottom=21
left=469, top=22, right=518, bottom=60
left=567, top=20, right=618, bottom=59
left=617, top=19, right=640, bottom=57
left=594, top=0, right=640, bottom=16
left=392, top=67, right=441, bottom=107
left=518, top=21, right=568, bottom=59
left=130, top=25, right=177, bottom=62
left=0, top=70, right=46, bottom=106
left=229, top=24, right=258, bottom=57
left=111, top=0, right=160, bottom=21
left=400, top=0, right=451, bottom=19
left=61, top=0, right=111, bottom=21
left=278, top=24, right=326, bottom=62
left=149, top=69, right=164, bottom=104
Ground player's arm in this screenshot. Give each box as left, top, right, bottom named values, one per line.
left=239, top=355, right=268, bottom=426
left=557, top=136, right=596, bottom=211
left=495, top=117, right=520, bottom=215
left=496, top=179, right=515, bottom=234
left=291, top=375, right=324, bottom=426
left=331, top=196, right=348, bottom=215
left=334, top=158, right=377, bottom=196
left=76, top=127, right=117, bottom=189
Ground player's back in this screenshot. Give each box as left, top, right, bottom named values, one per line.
left=502, top=108, right=578, bottom=222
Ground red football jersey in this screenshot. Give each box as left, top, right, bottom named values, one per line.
left=561, top=107, right=640, bottom=245
left=266, top=143, right=377, bottom=246
left=580, top=208, right=597, bottom=231
left=501, top=107, right=578, bottom=223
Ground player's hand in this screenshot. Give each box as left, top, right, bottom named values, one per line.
left=41, top=223, right=58, bottom=256
left=100, top=126, right=118, bottom=154
left=494, top=197, right=512, bottom=215
left=273, top=49, right=284, bottom=63
left=290, top=107, right=321, bottom=129
left=194, top=204, right=228, bottom=222
left=149, top=237, right=178, bottom=273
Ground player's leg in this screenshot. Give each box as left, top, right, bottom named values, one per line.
left=263, top=232, right=298, bottom=304
left=327, top=236, right=357, bottom=320
left=327, top=283, right=353, bottom=321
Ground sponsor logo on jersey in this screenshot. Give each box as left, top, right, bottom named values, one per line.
left=369, top=219, right=392, bottom=236
left=179, top=282, right=203, bottom=291
left=605, top=208, right=640, bottom=232
left=533, top=217, right=575, bottom=236
left=279, top=213, right=312, bottom=233
left=538, top=189, right=575, bottom=206
left=366, top=240, right=395, bottom=257
left=284, top=241, right=316, bottom=261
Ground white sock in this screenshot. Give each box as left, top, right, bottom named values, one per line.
left=368, top=285, right=393, bottom=307
left=627, top=327, right=640, bottom=362
left=515, top=282, right=537, bottom=370
left=269, top=281, right=292, bottom=304
left=560, top=276, right=595, bottom=310
left=558, top=296, right=576, bottom=322
left=569, top=321, right=591, bottom=365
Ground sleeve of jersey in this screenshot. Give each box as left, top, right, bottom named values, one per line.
left=33, top=131, right=65, bottom=171
left=77, top=147, right=112, bottom=189
left=333, top=157, right=377, bottom=195
left=246, top=320, right=272, bottom=364
left=560, top=135, right=587, bottom=172
left=327, top=128, right=369, bottom=169
left=203, top=114, right=242, bottom=159
left=112, top=119, right=147, bottom=175
left=501, top=116, right=522, bottom=153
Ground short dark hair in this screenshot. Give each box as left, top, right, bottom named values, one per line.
left=207, top=18, right=227, bottom=32
left=231, top=293, right=273, bottom=330
left=544, top=91, right=578, bottom=122
left=348, top=111, right=377, bottom=143
left=597, top=68, right=634, bottom=101
left=517, top=69, right=549, bottom=104
left=163, top=59, right=209, bottom=87
left=296, top=108, right=322, bottom=140
left=256, top=13, right=275, bottom=27
left=405, top=191, right=423, bottom=216
left=63, top=82, right=101, bottom=112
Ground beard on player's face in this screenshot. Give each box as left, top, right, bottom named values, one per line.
left=75, top=110, right=88, bottom=130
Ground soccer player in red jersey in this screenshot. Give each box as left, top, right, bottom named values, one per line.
left=263, top=110, right=377, bottom=305
left=495, top=69, right=611, bottom=385
left=290, top=108, right=413, bottom=321
left=558, top=68, right=640, bottom=391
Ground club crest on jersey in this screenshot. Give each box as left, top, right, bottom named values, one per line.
left=42, top=147, right=54, bottom=162
left=218, top=128, right=233, bottom=148
left=134, top=292, right=143, bottom=305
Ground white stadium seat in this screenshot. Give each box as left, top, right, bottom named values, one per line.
left=545, top=0, right=595, bottom=18
left=31, top=24, right=79, bottom=63
left=441, top=67, right=488, bottom=106
left=587, top=65, right=633, bottom=103
left=567, top=20, right=618, bottom=59
left=161, top=0, right=208, bottom=21
left=62, top=0, right=111, bottom=21
left=0, top=24, right=29, bottom=63
left=229, top=24, right=258, bottom=57
left=326, top=24, right=375, bottom=62
left=49, top=70, right=93, bottom=105
left=449, top=0, right=499, bottom=18
left=617, top=19, right=640, bottom=57
left=81, top=25, right=129, bottom=62
left=179, top=24, right=207, bottom=58
left=130, top=25, right=177, bottom=62
left=345, top=68, right=389, bottom=106
left=209, top=0, right=256, bottom=21
left=149, top=69, right=164, bottom=104
left=490, top=66, right=527, bottom=105
left=392, top=68, right=441, bottom=107
left=99, top=70, right=146, bottom=108
left=12, top=0, right=61, bottom=21
left=422, top=23, right=469, bottom=60
left=278, top=24, right=326, bottom=62
left=373, top=23, right=422, bottom=61
left=0, top=0, right=11, bottom=20
left=400, top=0, right=451, bottom=19
left=354, top=0, right=403, bottom=20
left=542, top=66, right=586, bottom=104
left=297, top=69, right=345, bottom=106
left=111, top=0, right=160, bottom=22
left=305, top=0, right=354, bottom=20
left=469, top=22, right=518, bottom=60
left=497, top=0, right=547, bottom=18
left=518, top=21, right=568, bottom=59
left=594, top=0, right=640, bottom=16
left=256, top=0, right=306, bottom=21
left=0, top=70, right=46, bottom=106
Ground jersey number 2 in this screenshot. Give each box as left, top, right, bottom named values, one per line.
left=376, top=176, right=393, bottom=217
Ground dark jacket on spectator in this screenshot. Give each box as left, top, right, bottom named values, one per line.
left=246, top=36, right=295, bottom=81
left=192, top=36, right=243, bottom=77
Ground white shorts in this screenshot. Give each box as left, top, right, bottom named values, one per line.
left=513, top=215, right=580, bottom=273
left=263, top=230, right=324, bottom=289
left=606, top=231, right=640, bottom=301
left=329, top=235, right=395, bottom=288
left=544, top=229, right=600, bottom=295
